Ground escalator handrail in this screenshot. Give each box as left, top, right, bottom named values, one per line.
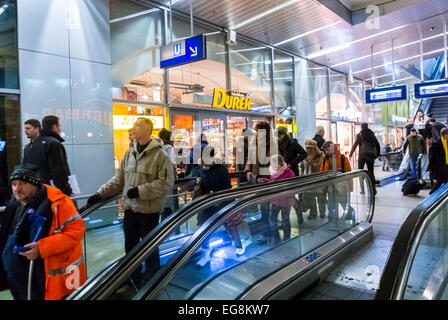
left=375, top=182, right=448, bottom=300
left=69, top=170, right=337, bottom=299
left=135, top=170, right=374, bottom=300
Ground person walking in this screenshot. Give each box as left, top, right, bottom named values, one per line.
left=0, top=163, right=86, bottom=300
left=22, top=115, right=72, bottom=196
left=428, top=128, right=448, bottom=194
left=349, top=123, right=380, bottom=195
left=23, top=119, right=41, bottom=161
left=402, top=128, right=425, bottom=179
left=276, top=127, right=307, bottom=176
left=428, top=118, right=446, bottom=144
left=84, top=117, right=174, bottom=286
left=300, top=140, right=326, bottom=219
left=313, top=126, right=326, bottom=150
left=415, top=112, right=427, bottom=136
left=158, top=128, right=178, bottom=225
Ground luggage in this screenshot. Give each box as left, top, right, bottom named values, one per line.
left=402, top=178, right=426, bottom=196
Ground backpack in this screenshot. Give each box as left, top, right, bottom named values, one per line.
left=402, top=178, right=425, bottom=196
left=359, top=133, right=377, bottom=160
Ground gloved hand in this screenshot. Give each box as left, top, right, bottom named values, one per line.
left=127, top=187, right=139, bottom=199
left=87, top=193, right=102, bottom=206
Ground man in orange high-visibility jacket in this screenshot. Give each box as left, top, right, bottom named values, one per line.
left=0, top=163, right=86, bottom=300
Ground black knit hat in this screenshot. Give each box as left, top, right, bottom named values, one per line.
left=9, top=163, right=42, bottom=188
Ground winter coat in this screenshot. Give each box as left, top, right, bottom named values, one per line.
left=22, top=131, right=72, bottom=196
left=269, top=164, right=295, bottom=208
left=300, top=149, right=324, bottom=175
left=403, top=134, right=425, bottom=156
left=199, top=163, right=232, bottom=194
left=430, top=122, right=447, bottom=143
left=320, top=154, right=352, bottom=173
left=278, top=135, right=308, bottom=176
left=0, top=185, right=86, bottom=300
left=245, top=137, right=277, bottom=180
left=313, top=134, right=325, bottom=150
left=428, top=139, right=448, bottom=181
left=349, top=129, right=381, bottom=160
left=97, top=139, right=174, bottom=214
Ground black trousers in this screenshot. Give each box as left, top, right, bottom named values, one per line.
left=123, top=210, right=160, bottom=286
left=359, top=157, right=377, bottom=193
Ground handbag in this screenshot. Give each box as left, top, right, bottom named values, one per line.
left=192, top=181, right=203, bottom=200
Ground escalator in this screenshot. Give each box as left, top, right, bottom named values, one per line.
left=69, top=170, right=376, bottom=300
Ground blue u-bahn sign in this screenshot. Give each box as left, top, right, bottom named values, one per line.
left=160, top=34, right=207, bottom=69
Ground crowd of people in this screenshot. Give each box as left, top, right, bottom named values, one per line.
left=4, top=113, right=428, bottom=300
left=401, top=111, right=448, bottom=194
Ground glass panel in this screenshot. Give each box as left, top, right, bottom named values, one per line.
left=403, top=200, right=448, bottom=300
left=171, top=114, right=197, bottom=179
left=201, top=117, right=225, bottom=162
left=230, top=40, right=272, bottom=113
left=273, top=51, right=293, bottom=116
left=147, top=174, right=372, bottom=300
left=226, top=116, right=247, bottom=172
left=0, top=0, right=18, bottom=90
left=295, top=59, right=328, bottom=119
left=329, top=71, right=348, bottom=121
left=348, top=79, right=364, bottom=123
left=0, top=95, right=20, bottom=206
left=110, top=5, right=165, bottom=103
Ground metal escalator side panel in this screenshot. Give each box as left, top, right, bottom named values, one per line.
left=240, top=222, right=373, bottom=300
left=136, top=170, right=374, bottom=301
left=375, top=183, right=448, bottom=300
left=69, top=171, right=337, bottom=300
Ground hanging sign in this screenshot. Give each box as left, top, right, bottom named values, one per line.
left=414, top=79, right=448, bottom=99
left=160, top=34, right=207, bottom=69
left=211, top=88, right=251, bottom=111
left=366, top=85, right=407, bottom=104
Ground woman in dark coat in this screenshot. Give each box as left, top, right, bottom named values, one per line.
left=428, top=128, right=448, bottom=194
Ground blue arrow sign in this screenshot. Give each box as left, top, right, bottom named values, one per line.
left=160, top=34, right=207, bottom=69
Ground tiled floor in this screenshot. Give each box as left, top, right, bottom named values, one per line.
left=299, top=181, right=431, bottom=300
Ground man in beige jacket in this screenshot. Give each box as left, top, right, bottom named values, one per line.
left=85, top=117, right=174, bottom=286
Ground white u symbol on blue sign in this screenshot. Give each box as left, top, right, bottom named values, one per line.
left=174, top=43, right=181, bottom=57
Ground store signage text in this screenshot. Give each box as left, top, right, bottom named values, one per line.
left=392, top=115, right=407, bottom=123
left=212, top=88, right=251, bottom=111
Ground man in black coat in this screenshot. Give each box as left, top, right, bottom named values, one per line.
left=22, top=115, right=72, bottom=196
left=313, top=126, right=326, bottom=150
left=277, top=127, right=307, bottom=176
left=349, top=123, right=381, bottom=195
left=428, top=118, right=446, bottom=144
left=428, top=128, right=448, bottom=194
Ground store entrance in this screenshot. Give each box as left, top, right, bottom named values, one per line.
left=170, top=110, right=271, bottom=176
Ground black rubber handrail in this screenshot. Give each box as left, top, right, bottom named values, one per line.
left=375, top=182, right=448, bottom=300
left=135, top=170, right=373, bottom=300
left=69, top=170, right=340, bottom=299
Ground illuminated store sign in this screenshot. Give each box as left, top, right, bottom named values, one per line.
left=160, top=34, right=207, bottom=69
left=212, top=88, right=251, bottom=111
left=113, top=115, right=164, bottom=130
left=366, top=85, right=407, bottom=103
left=415, top=79, right=448, bottom=99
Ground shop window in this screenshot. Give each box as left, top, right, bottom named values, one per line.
left=112, top=102, right=167, bottom=164
left=230, top=40, right=272, bottom=113
left=0, top=95, right=20, bottom=205
left=273, top=51, right=293, bottom=116
left=168, top=31, right=227, bottom=107
left=0, top=0, right=18, bottom=90
left=110, top=5, right=165, bottom=103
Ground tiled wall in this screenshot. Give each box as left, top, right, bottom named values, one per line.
left=17, top=0, right=114, bottom=195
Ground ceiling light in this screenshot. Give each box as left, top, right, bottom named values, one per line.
left=275, top=20, right=343, bottom=46
left=233, top=0, right=299, bottom=29
left=331, top=32, right=445, bottom=68
left=110, top=8, right=159, bottom=23
left=307, top=23, right=410, bottom=59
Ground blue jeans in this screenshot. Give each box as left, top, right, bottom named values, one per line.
left=409, top=155, right=419, bottom=178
